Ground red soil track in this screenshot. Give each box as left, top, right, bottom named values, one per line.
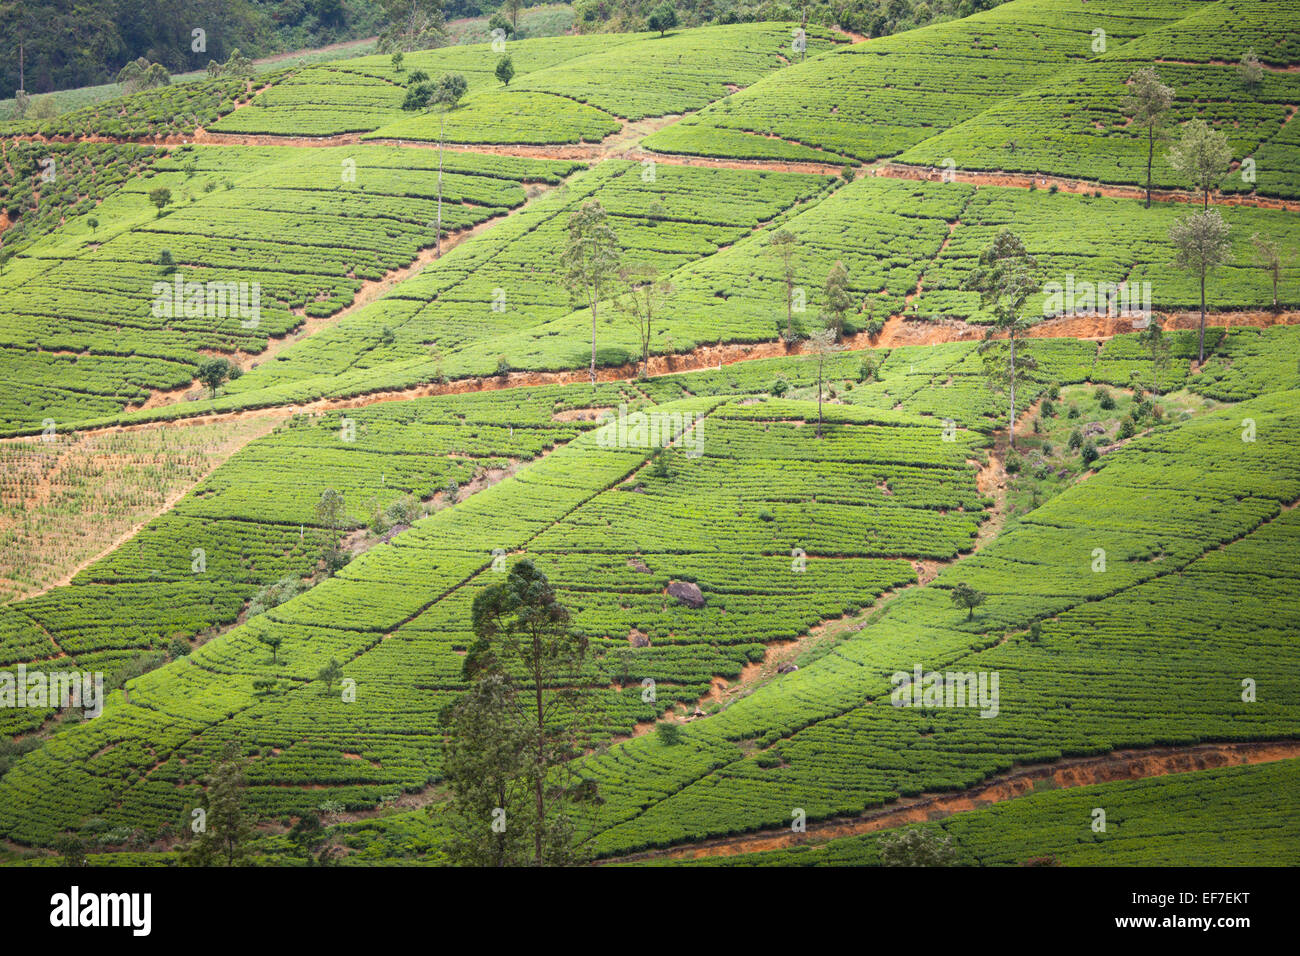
left=602, top=739, right=1300, bottom=863
left=877, top=162, right=1300, bottom=212
left=11, top=307, right=1292, bottom=443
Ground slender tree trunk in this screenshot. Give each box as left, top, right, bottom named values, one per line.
left=817, top=357, right=824, bottom=438
left=435, top=110, right=445, bottom=257
left=590, top=285, right=598, bottom=386
left=786, top=276, right=793, bottom=340
left=1198, top=272, right=1206, bottom=364
left=1145, top=125, right=1153, bottom=208
left=1008, top=334, right=1017, bottom=449
left=533, top=642, right=545, bottom=866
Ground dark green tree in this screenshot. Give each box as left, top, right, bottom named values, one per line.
left=948, top=581, right=987, bottom=620
left=647, top=2, right=678, bottom=36
left=879, top=827, right=957, bottom=866
left=1121, top=67, right=1174, bottom=208
left=467, top=559, right=592, bottom=865
left=495, top=55, right=515, bottom=86
left=441, top=673, right=533, bottom=866
left=187, top=741, right=252, bottom=866
left=196, top=357, right=238, bottom=396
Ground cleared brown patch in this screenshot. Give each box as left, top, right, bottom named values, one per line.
left=0, top=415, right=284, bottom=603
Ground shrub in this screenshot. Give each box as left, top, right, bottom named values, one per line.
left=1068, top=429, right=1083, bottom=450
left=655, top=722, right=682, bottom=746
left=1118, top=419, right=1135, bottom=440
left=1005, top=451, right=1022, bottom=474
left=247, top=576, right=303, bottom=618
left=1081, top=441, right=1099, bottom=465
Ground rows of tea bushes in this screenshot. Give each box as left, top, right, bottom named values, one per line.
left=2, top=74, right=273, bottom=140
left=641, top=0, right=1201, bottom=163
left=212, top=33, right=629, bottom=138
left=0, top=388, right=591, bottom=760
left=138, top=175, right=1296, bottom=428
left=910, top=186, right=1300, bottom=322
left=0, top=393, right=995, bottom=843
left=0, top=142, right=159, bottom=256
left=0, top=144, right=582, bottom=435
left=899, top=0, right=1300, bottom=198
left=582, top=388, right=1300, bottom=856
left=669, top=758, right=1300, bottom=866
left=215, top=24, right=842, bottom=143
left=0, top=398, right=679, bottom=841
left=208, top=160, right=833, bottom=401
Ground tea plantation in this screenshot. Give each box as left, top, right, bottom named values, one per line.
left=0, top=0, right=1297, bottom=869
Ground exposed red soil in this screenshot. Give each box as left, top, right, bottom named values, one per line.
left=603, top=739, right=1300, bottom=863
left=13, top=308, right=1296, bottom=442
left=878, top=162, right=1300, bottom=212
left=627, top=148, right=845, bottom=177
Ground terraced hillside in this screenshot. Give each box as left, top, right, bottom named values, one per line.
left=0, top=0, right=1298, bottom=871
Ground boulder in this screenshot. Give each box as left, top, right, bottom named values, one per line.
left=667, top=580, right=705, bottom=608
left=777, top=662, right=799, bottom=675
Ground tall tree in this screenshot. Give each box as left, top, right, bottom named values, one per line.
left=1238, top=49, right=1264, bottom=90
left=1168, top=119, right=1232, bottom=210
left=647, top=2, right=678, bottom=36
left=377, top=0, right=446, bottom=53
left=561, top=201, right=622, bottom=385
left=1249, top=232, right=1287, bottom=312
left=315, top=487, right=346, bottom=564
left=441, top=673, right=532, bottom=867
left=467, top=559, right=590, bottom=865
left=964, top=230, right=1041, bottom=448
left=504, top=0, right=525, bottom=32
left=187, top=741, right=251, bottom=866
left=807, top=327, right=843, bottom=439
left=1170, top=209, right=1232, bottom=364
left=427, top=73, right=468, bottom=258
left=617, top=263, right=671, bottom=378
left=1121, top=67, right=1174, bottom=208
left=820, top=260, right=852, bottom=340
left=768, top=228, right=799, bottom=342
left=1138, top=316, right=1172, bottom=392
